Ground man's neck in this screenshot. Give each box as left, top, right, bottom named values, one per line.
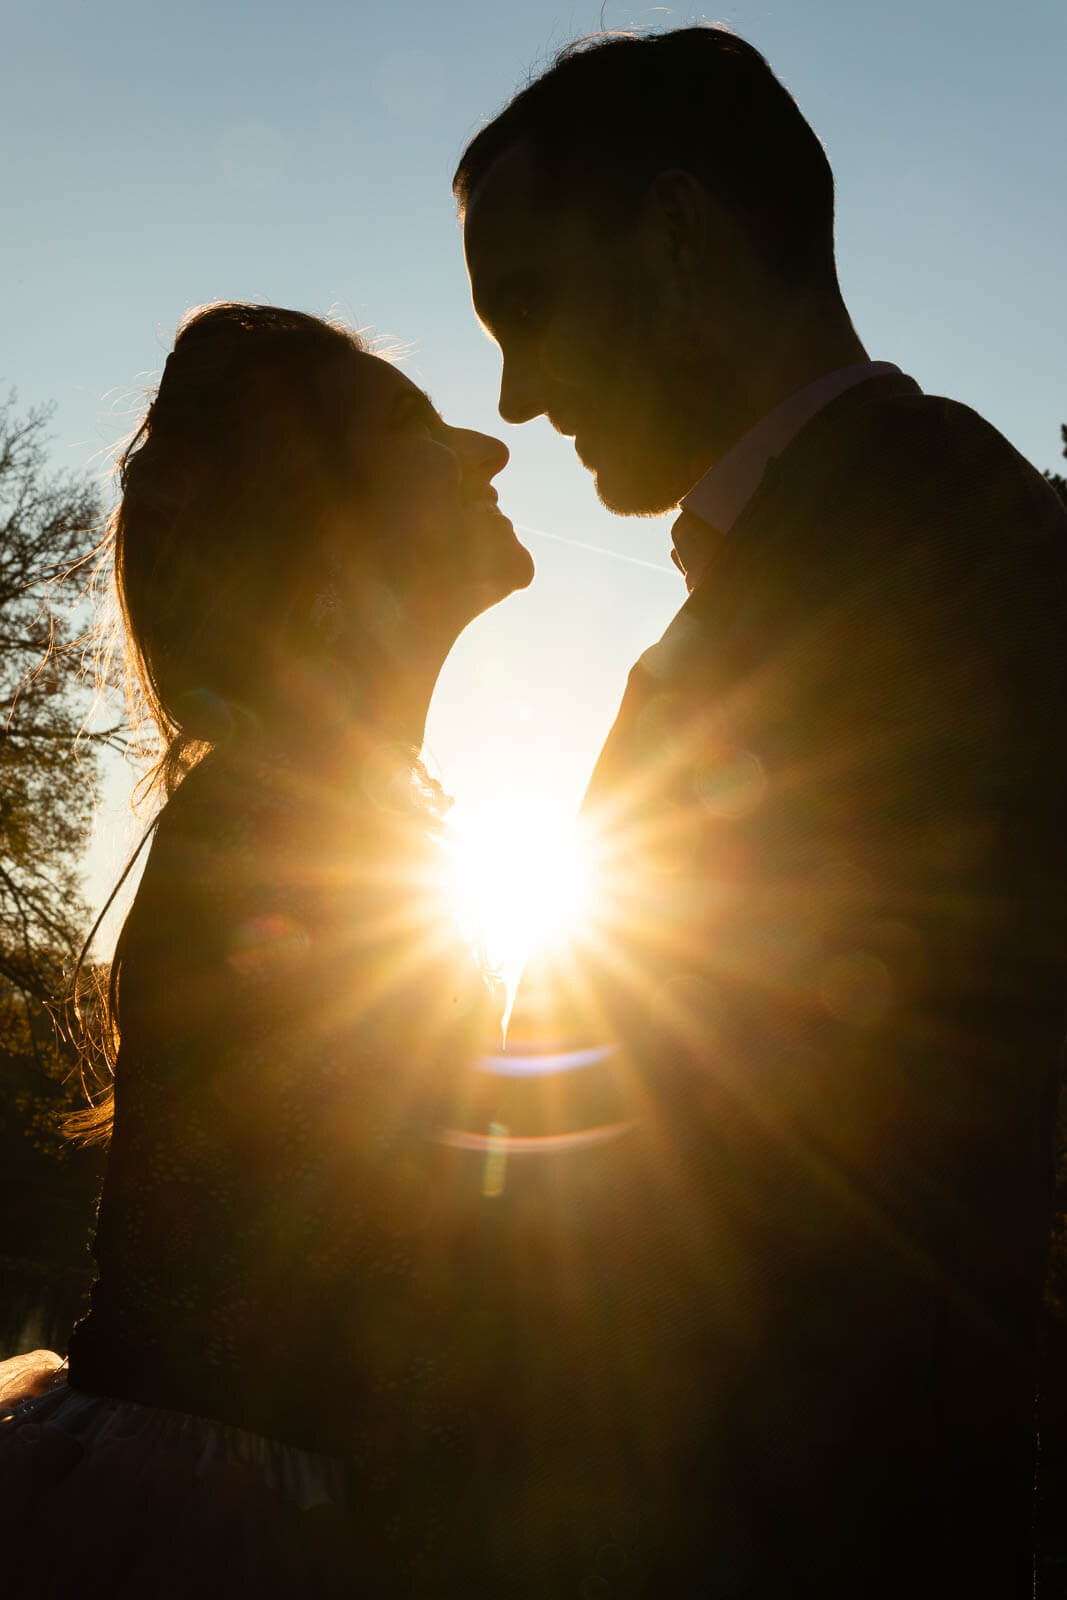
left=713, top=306, right=870, bottom=464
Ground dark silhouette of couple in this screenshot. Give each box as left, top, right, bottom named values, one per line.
left=2, top=26, right=1065, bottom=1598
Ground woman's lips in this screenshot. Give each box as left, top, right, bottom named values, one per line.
left=469, top=494, right=514, bottom=529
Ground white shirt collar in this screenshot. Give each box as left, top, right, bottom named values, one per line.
left=680, top=361, right=902, bottom=535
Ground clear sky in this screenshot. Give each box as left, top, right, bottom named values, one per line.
left=3, top=0, right=1065, bottom=941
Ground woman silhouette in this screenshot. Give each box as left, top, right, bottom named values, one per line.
left=0, top=303, right=534, bottom=1596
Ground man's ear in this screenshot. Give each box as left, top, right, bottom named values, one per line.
left=643, top=169, right=713, bottom=274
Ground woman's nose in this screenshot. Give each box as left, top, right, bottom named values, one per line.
left=456, top=427, right=509, bottom=480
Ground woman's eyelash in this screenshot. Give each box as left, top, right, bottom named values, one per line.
left=396, top=397, right=443, bottom=434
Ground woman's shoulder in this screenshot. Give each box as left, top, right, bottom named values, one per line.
left=114, top=739, right=497, bottom=1084
left=139, top=744, right=349, bottom=909
left=157, top=740, right=445, bottom=854
left=115, top=749, right=318, bottom=997
left=124, top=741, right=454, bottom=977
left=154, top=745, right=302, bottom=850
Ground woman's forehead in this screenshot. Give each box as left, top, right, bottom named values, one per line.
left=349, top=350, right=427, bottom=415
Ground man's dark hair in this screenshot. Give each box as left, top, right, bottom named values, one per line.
left=454, top=27, right=837, bottom=290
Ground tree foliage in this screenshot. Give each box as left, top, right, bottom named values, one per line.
left=0, top=395, right=107, bottom=1150
left=1045, top=422, right=1067, bottom=507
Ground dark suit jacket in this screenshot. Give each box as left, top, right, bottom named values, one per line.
left=505, top=375, right=1067, bottom=1597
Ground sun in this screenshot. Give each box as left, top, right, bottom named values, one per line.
left=442, top=797, right=592, bottom=988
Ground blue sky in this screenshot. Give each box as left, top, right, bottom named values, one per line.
left=3, top=0, right=1065, bottom=922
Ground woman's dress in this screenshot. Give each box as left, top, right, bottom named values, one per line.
left=0, top=746, right=512, bottom=1594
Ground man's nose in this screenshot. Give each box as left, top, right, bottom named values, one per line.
left=498, top=352, right=545, bottom=426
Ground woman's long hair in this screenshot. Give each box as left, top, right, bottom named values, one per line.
left=67, top=303, right=378, bottom=1143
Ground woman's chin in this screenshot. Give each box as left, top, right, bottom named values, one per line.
left=507, top=537, right=536, bottom=593
left=471, top=528, right=535, bottom=607
left=467, top=550, right=535, bottom=619
left=497, top=535, right=536, bottom=600
left=410, top=530, right=535, bottom=639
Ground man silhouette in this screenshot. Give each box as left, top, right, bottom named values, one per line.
left=456, top=26, right=1067, bottom=1598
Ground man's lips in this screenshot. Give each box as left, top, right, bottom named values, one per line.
left=548, top=414, right=596, bottom=465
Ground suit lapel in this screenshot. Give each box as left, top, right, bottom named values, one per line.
left=583, top=371, right=923, bottom=820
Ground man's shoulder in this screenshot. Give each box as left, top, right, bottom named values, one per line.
left=773, top=383, right=1063, bottom=533
left=587, top=388, right=1066, bottom=806
left=707, top=382, right=1066, bottom=636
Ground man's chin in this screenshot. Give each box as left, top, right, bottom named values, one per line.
left=591, top=458, right=686, bottom=518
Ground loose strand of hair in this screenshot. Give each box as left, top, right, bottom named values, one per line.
left=60, top=817, right=160, bottom=1145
